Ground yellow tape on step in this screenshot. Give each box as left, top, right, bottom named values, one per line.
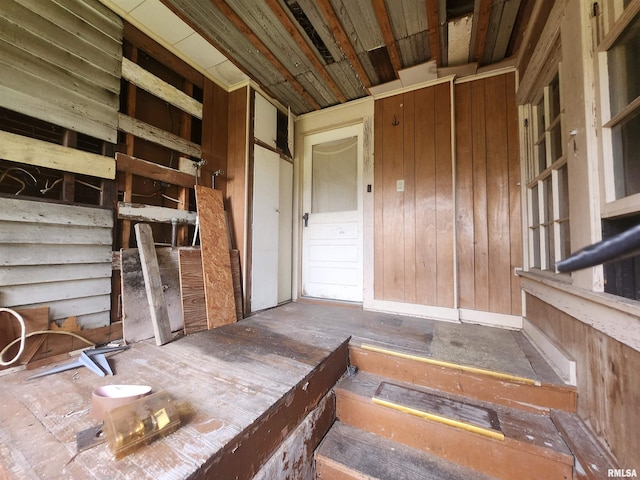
left=372, top=397, right=506, bottom=441
left=360, top=344, right=540, bottom=386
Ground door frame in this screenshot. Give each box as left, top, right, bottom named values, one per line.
left=298, top=123, right=365, bottom=302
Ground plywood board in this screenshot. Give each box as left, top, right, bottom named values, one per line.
left=121, top=247, right=183, bottom=343
left=0, top=306, right=49, bottom=370
left=178, top=248, right=208, bottom=335
left=195, top=186, right=236, bottom=329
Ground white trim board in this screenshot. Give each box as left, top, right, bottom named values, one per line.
left=523, top=318, right=577, bottom=385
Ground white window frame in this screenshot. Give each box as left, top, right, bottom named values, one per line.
left=524, top=71, right=570, bottom=273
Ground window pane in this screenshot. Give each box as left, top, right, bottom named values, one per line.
left=559, top=220, right=571, bottom=260
left=549, top=123, right=563, bottom=162
left=531, top=227, right=541, bottom=268
left=545, top=224, right=555, bottom=270
left=557, top=165, right=569, bottom=218
left=312, top=137, right=358, bottom=213
left=535, top=99, right=545, bottom=134
left=549, top=76, right=561, bottom=121
left=603, top=215, right=640, bottom=301
left=607, top=13, right=640, bottom=117
left=530, top=185, right=539, bottom=225
left=612, top=109, right=640, bottom=198
left=544, top=176, right=554, bottom=222
left=536, top=140, right=547, bottom=174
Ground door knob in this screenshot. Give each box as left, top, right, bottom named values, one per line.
left=302, top=212, right=309, bottom=227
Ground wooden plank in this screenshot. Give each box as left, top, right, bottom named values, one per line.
left=0, top=244, right=111, bottom=267
left=380, top=95, right=405, bottom=302
left=117, top=113, right=202, bottom=158
left=0, top=223, right=111, bottom=245
left=122, top=58, right=203, bottom=119
left=0, top=197, right=113, bottom=227
left=403, top=91, right=417, bottom=304
left=117, top=202, right=197, bottom=224
left=455, top=81, right=476, bottom=310
left=116, top=152, right=197, bottom=188
left=134, top=223, right=172, bottom=346
left=471, top=79, right=489, bottom=312
left=0, top=130, right=115, bottom=179
left=484, top=74, right=512, bottom=315
left=0, top=263, right=111, bottom=287
left=0, top=307, right=49, bottom=370
left=434, top=82, right=454, bottom=308
left=178, top=248, right=208, bottom=335
left=195, top=186, right=237, bottom=329
left=414, top=86, right=437, bottom=306
left=121, top=247, right=183, bottom=343
left=374, top=382, right=502, bottom=433
left=1, top=278, right=110, bottom=307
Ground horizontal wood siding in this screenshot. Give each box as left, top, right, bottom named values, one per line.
left=526, top=294, right=640, bottom=468
left=374, top=81, right=454, bottom=308
left=0, top=197, right=113, bottom=328
left=455, top=72, right=522, bottom=316
left=0, top=0, right=122, bottom=142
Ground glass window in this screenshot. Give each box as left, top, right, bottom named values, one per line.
left=526, top=72, right=570, bottom=272
left=311, top=136, right=357, bottom=213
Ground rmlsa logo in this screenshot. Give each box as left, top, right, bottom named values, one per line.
left=608, top=469, right=638, bottom=478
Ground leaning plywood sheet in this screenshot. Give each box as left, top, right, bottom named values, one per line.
left=194, top=186, right=236, bottom=328
left=178, top=248, right=208, bottom=335
left=0, top=307, right=49, bottom=372
left=121, top=247, right=183, bottom=344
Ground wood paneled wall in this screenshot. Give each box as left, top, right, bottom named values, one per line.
left=374, top=81, right=454, bottom=308
left=455, top=73, right=522, bottom=316
left=374, top=72, right=521, bottom=316
left=526, top=294, right=640, bottom=467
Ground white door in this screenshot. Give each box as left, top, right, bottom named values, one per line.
left=251, top=145, right=280, bottom=311
left=302, top=124, right=363, bottom=302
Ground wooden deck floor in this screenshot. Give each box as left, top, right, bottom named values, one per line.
left=0, top=302, right=563, bottom=479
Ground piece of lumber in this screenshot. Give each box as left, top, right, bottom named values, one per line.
left=230, top=249, right=243, bottom=321
left=134, top=223, right=172, bottom=346
left=178, top=248, right=208, bottom=335
left=115, top=152, right=197, bottom=188
left=117, top=202, right=197, bottom=224
left=194, top=186, right=237, bottom=329
left=0, top=306, right=49, bottom=370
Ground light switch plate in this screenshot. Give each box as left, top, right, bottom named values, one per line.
left=397, top=179, right=405, bottom=192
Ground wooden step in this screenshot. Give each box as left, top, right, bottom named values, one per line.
left=316, top=421, right=496, bottom=480
left=349, top=343, right=577, bottom=413
left=335, top=371, right=574, bottom=480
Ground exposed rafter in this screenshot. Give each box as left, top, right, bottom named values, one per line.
left=371, top=0, right=402, bottom=76
left=425, top=0, right=442, bottom=66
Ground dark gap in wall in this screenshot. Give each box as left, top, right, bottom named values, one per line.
left=285, top=0, right=335, bottom=65
left=368, top=46, right=396, bottom=84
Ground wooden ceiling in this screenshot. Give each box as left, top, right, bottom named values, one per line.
left=159, top=0, right=534, bottom=114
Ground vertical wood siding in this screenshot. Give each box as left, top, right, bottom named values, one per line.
left=0, top=197, right=113, bottom=328
left=455, top=72, right=522, bottom=316
left=374, top=81, right=454, bottom=308
left=0, top=0, right=123, bottom=143
left=374, top=72, right=520, bottom=316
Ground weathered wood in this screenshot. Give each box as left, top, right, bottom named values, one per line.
left=336, top=371, right=574, bottom=480
left=133, top=223, right=172, bottom=346
left=122, top=58, right=203, bottom=119
left=117, top=202, right=197, bottom=224
left=178, top=248, right=208, bottom=335
left=116, top=152, right=197, bottom=188
left=349, top=344, right=577, bottom=413
left=0, top=196, right=113, bottom=227
left=117, top=113, right=202, bottom=158
left=195, top=186, right=237, bottom=329
left=121, top=247, right=183, bottom=343
left=0, top=130, right=115, bottom=179
left=0, top=0, right=122, bottom=142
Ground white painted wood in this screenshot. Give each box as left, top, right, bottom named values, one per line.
left=368, top=300, right=461, bottom=323
left=122, top=58, right=203, bottom=119
left=254, top=92, right=277, bottom=148
left=301, top=124, right=364, bottom=302
left=117, top=202, right=197, bottom=224
left=523, top=318, right=577, bottom=385
left=278, top=159, right=293, bottom=304
left=459, top=309, right=523, bottom=330
left=0, top=130, right=115, bottom=179
left=118, top=113, right=202, bottom=158
left=251, top=145, right=280, bottom=311
left=0, top=197, right=113, bottom=327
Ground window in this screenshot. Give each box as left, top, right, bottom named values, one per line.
left=599, top=3, right=640, bottom=300
left=526, top=73, right=570, bottom=272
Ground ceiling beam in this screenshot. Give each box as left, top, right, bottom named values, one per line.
left=425, top=0, right=441, bottom=66
left=371, top=0, right=402, bottom=75
left=315, top=0, right=372, bottom=89
left=210, top=0, right=320, bottom=110
left=472, top=0, right=493, bottom=63
left=264, top=0, right=347, bottom=103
